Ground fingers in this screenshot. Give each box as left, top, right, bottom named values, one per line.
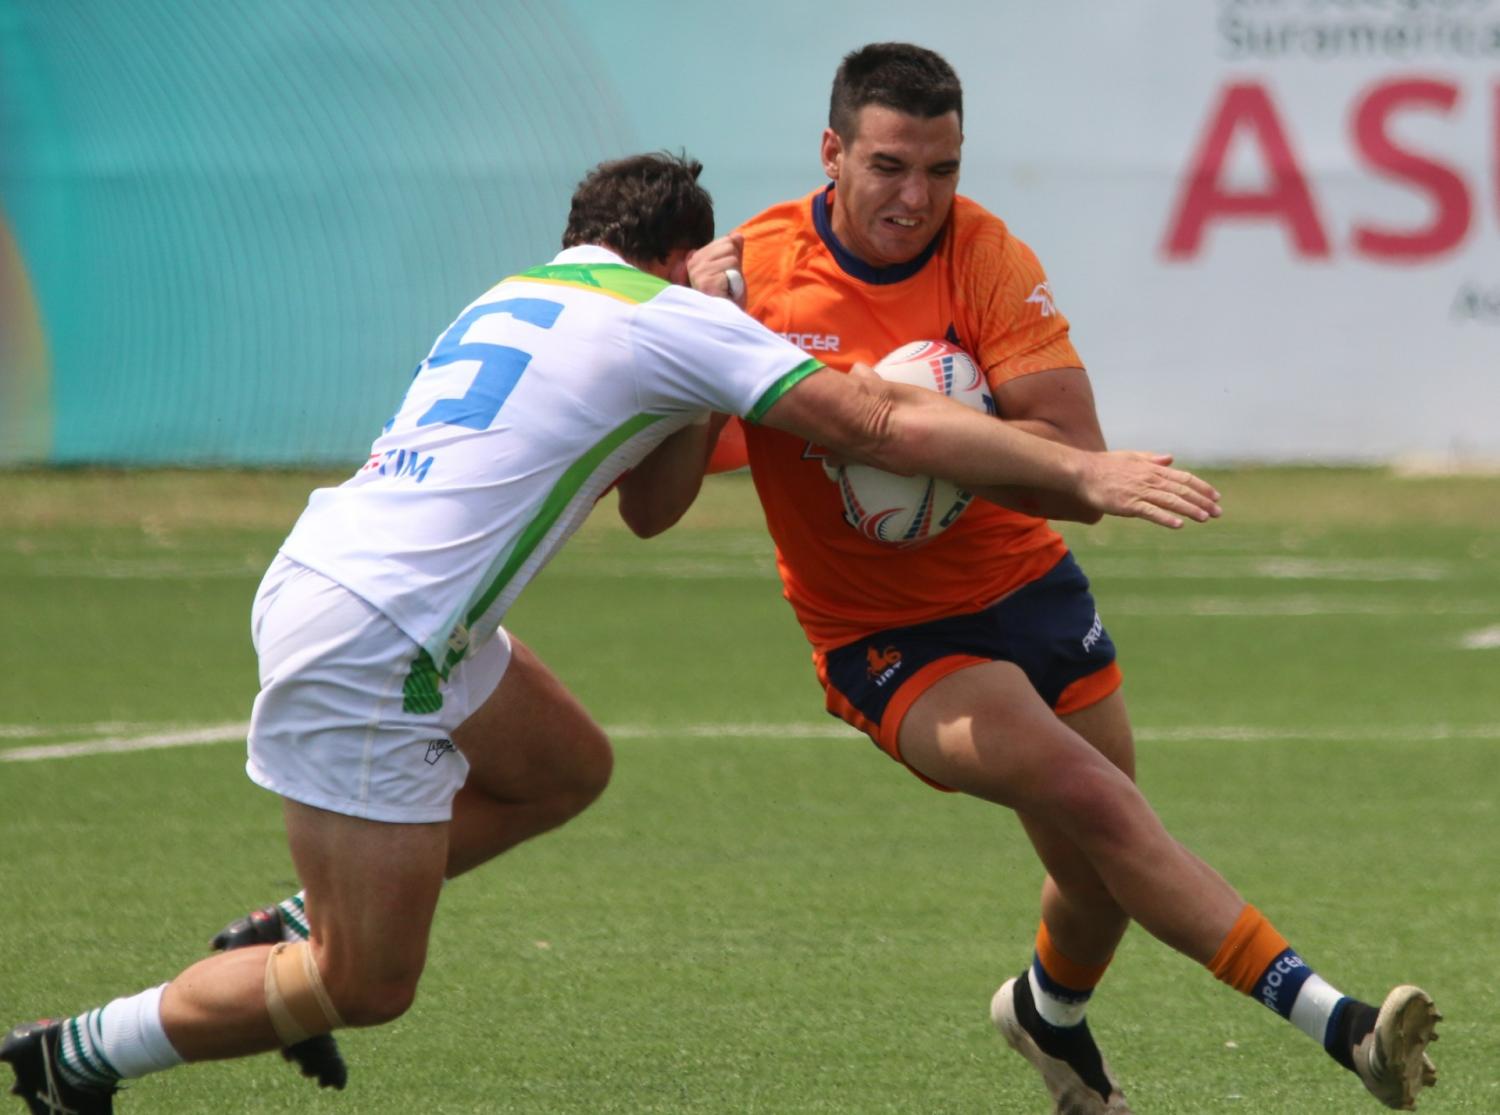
left=1132, top=466, right=1221, bottom=527
left=1168, top=466, right=1221, bottom=506
left=1087, top=452, right=1223, bottom=529
left=685, top=234, right=746, bottom=306
left=1131, top=503, right=1185, bottom=530
left=1163, top=469, right=1221, bottom=518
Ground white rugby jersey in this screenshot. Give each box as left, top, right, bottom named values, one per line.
left=280, top=245, right=820, bottom=678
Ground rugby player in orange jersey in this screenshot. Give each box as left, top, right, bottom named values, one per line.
left=686, top=42, right=1439, bottom=1113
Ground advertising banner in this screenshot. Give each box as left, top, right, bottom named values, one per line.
left=1, top=1, right=1495, bottom=465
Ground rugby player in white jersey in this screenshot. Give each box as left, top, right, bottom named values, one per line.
left=1, top=153, right=1220, bottom=1113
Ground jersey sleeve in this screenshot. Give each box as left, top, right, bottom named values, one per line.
left=960, top=220, right=1083, bottom=389
left=629, top=287, right=822, bottom=422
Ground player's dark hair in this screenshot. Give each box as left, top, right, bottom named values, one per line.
left=562, top=152, right=715, bottom=263
left=828, top=42, right=963, bottom=139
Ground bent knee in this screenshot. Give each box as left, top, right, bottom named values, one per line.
left=313, top=944, right=426, bottom=1029
left=568, top=727, right=613, bottom=806
left=324, top=972, right=421, bottom=1029
left=1043, top=764, right=1153, bottom=849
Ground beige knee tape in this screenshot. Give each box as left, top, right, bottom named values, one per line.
left=264, top=940, right=345, bottom=1044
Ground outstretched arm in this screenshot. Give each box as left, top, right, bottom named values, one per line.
left=971, top=366, right=1111, bottom=523
left=759, top=366, right=1220, bottom=529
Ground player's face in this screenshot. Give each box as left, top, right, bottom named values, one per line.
left=821, top=105, right=962, bottom=268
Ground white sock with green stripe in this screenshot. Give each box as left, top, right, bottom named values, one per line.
left=277, top=892, right=311, bottom=941
left=55, top=984, right=183, bottom=1090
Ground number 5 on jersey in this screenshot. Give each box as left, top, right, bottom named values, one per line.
left=416, top=297, right=563, bottom=430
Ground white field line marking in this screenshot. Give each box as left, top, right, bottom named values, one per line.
left=32, top=559, right=263, bottom=580
left=1461, top=625, right=1500, bottom=649
left=1106, top=595, right=1499, bottom=617
left=1081, top=557, right=1452, bottom=582
left=0, top=721, right=172, bottom=740
left=43, top=552, right=1453, bottom=585
left=1136, top=724, right=1500, bottom=743
left=0, top=725, right=61, bottom=739
left=5, top=720, right=1500, bottom=763
left=1, top=723, right=251, bottom=761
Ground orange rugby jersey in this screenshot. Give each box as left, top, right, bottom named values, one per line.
left=738, top=186, right=1082, bottom=652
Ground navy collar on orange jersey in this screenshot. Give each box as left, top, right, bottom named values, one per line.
left=812, top=184, right=946, bottom=285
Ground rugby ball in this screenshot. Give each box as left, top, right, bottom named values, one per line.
left=836, top=340, right=994, bottom=547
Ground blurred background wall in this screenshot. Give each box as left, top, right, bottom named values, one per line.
left=2, top=0, right=1497, bottom=467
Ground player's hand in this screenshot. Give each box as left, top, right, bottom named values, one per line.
left=686, top=233, right=746, bottom=307
left=1078, top=451, right=1221, bottom=528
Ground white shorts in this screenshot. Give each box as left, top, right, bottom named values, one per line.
left=246, top=554, right=511, bottom=823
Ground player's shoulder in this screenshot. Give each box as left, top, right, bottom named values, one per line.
left=636, top=281, right=742, bottom=326
left=946, top=195, right=1047, bottom=284
left=948, top=195, right=1018, bottom=256
left=739, top=191, right=819, bottom=258
left=738, top=191, right=818, bottom=240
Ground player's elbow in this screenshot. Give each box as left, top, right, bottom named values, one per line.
left=616, top=499, right=678, bottom=539
left=615, top=473, right=699, bottom=539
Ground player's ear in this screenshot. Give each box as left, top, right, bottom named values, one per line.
left=820, top=128, right=844, bottom=180
left=663, top=248, right=692, bottom=287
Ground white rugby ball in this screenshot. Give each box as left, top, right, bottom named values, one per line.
left=837, top=340, right=994, bottom=547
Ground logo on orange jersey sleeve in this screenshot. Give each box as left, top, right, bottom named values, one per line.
left=1024, top=282, right=1057, bottom=317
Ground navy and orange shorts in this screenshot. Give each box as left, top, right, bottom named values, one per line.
left=814, top=552, right=1121, bottom=786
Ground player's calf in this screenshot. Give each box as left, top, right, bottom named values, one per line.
left=211, top=900, right=348, bottom=1090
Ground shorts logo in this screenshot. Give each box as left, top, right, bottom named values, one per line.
left=423, top=739, right=456, bottom=765
left=1082, top=612, right=1104, bottom=653
left=866, top=645, right=903, bottom=688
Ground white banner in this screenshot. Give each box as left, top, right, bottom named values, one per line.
left=577, top=0, right=1500, bottom=463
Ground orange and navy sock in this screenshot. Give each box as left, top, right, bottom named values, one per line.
left=1007, top=921, right=1117, bottom=1102
left=1209, top=904, right=1377, bottom=1072
left=1027, top=920, right=1110, bottom=1029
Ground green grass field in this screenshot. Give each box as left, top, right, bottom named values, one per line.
left=2, top=468, right=1498, bottom=1113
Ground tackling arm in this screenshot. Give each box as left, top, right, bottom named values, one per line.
left=761, top=367, right=1219, bottom=529
left=970, top=366, right=1111, bottom=523
left=615, top=413, right=731, bottom=538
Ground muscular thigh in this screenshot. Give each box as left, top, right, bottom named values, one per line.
left=283, top=798, right=448, bottom=992
left=1059, top=688, right=1135, bottom=780
left=896, top=660, right=1133, bottom=811
left=1019, top=688, right=1136, bottom=897
left=452, top=636, right=612, bottom=806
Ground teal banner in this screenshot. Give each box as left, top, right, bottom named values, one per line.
left=0, top=1, right=638, bottom=465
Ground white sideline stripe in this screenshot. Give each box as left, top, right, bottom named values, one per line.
left=1, top=723, right=251, bottom=762
left=0, top=721, right=854, bottom=762
left=1107, top=595, right=1500, bottom=618
left=5, top=719, right=1500, bottom=763
left=1461, top=625, right=1500, bottom=649
left=1136, top=724, right=1500, bottom=743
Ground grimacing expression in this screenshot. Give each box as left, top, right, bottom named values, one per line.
left=821, top=104, right=962, bottom=268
